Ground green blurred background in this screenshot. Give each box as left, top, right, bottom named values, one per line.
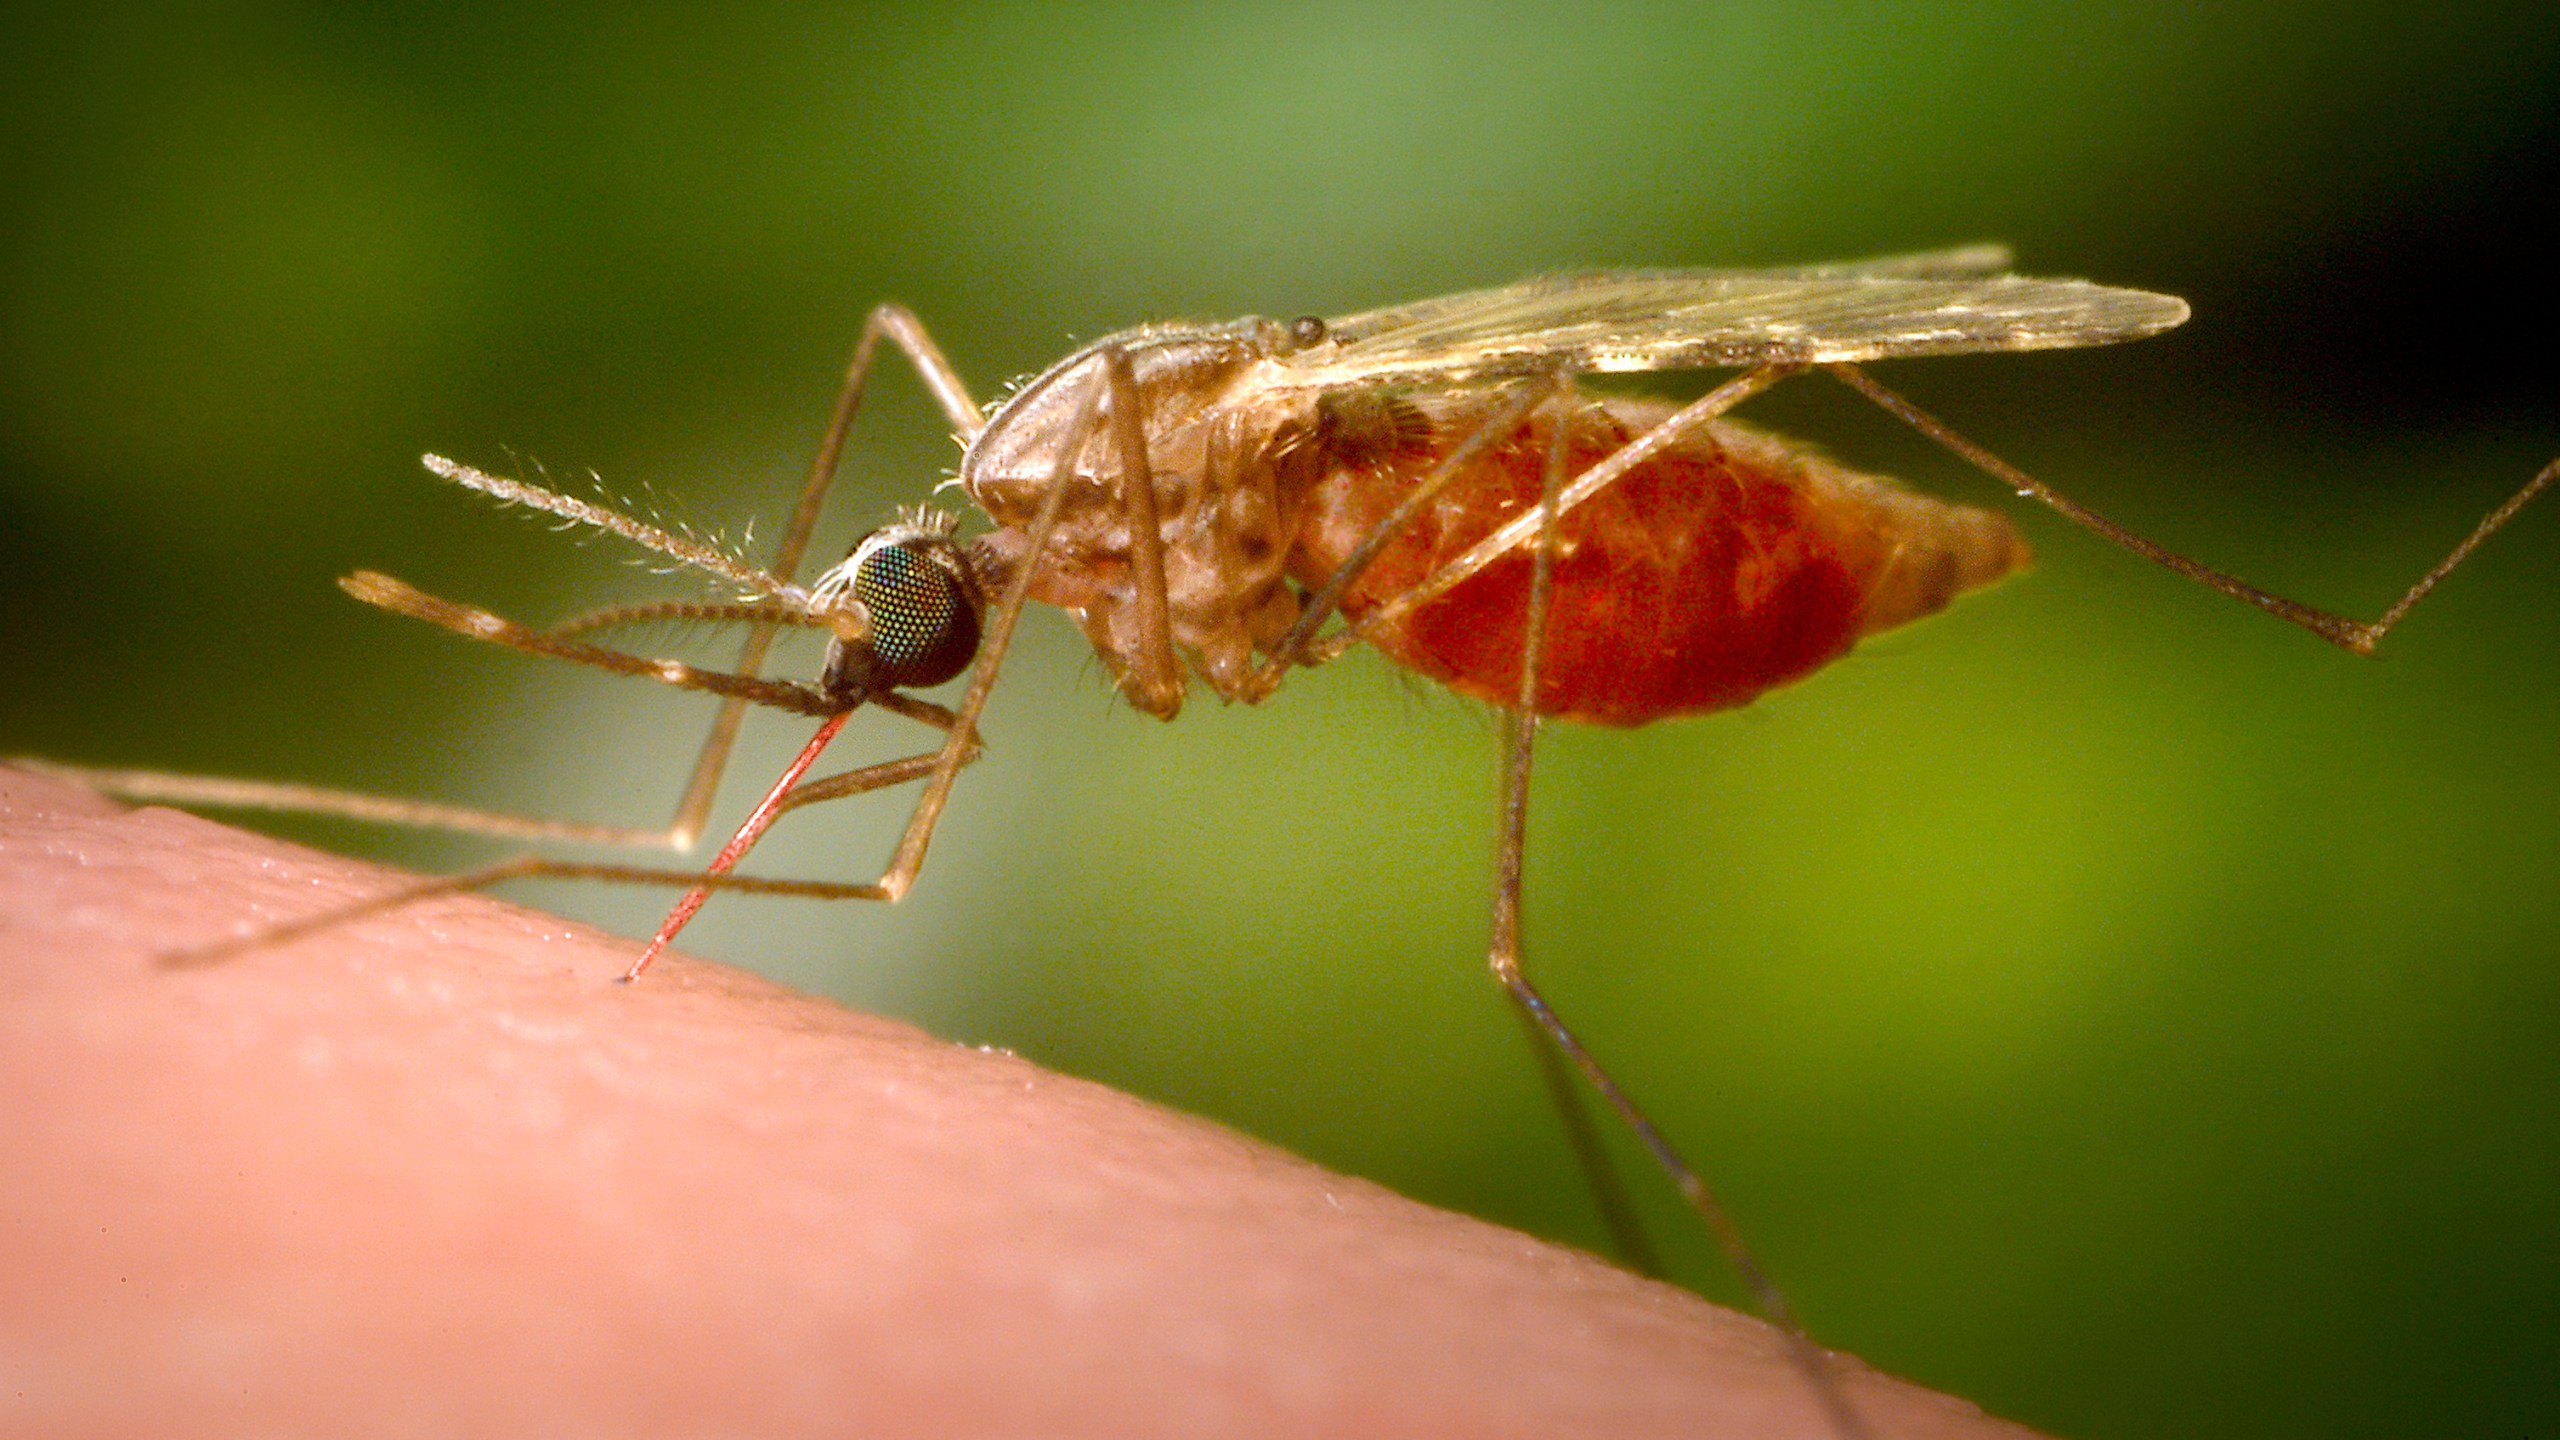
left=6, top=4, right=2557, bottom=1435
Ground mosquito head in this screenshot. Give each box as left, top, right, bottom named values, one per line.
left=811, top=511, right=983, bottom=705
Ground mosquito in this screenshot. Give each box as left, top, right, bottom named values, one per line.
left=27, top=244, right=2556, bottom=1439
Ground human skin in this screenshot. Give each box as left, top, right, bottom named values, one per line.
left=0, top=766, right=2043, bottom=1439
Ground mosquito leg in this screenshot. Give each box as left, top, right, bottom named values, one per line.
left=1347, top=363, right=1802, bottom=643
left=1094, top=345, right=1186, bottom=719
left=668, top=304, right=990, bottom=847
left=154, top=729, right=985, bottom=973
left=620, top=700, right=961, bottom=980
left=163, top=850, right=888, bottom=973
left=1511, top=1001, right=1664, bottom=1279
left=15, top=600, right=880, bottom=847
left=614, top=349, right=1107, bottom=979
left=1485, top=394, right=1869, bottom=1439
left=65, top=308, right=1002, bottom=964
left=773, top=740, right=973, bottom=819
left=1236, top=379, right=1554, bottom=694
left=1828, top=363, right=2560, bottom=655
left=381, top=366, right=1100, bottom=983
left=10, top=760, right=704, bottom=851
left=1487, top=393, right=1661, bottom=1279
left=849, top=362, right=1102, bottom=910
left=339, top=571, right=843, bottom=717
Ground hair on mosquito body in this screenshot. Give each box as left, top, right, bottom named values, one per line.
left=23, top=243, right=2555, bottom=1440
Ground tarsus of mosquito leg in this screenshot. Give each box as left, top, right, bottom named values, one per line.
left=1100, top=346, right=1186, bottom=719
left=624, top=711, right=855, bottom=981
left=1828, top=363, right=2560, bottom=656
left=155, top=731, right=980, bottom=973
left=341, top=571, right=841, bottom=717
left=1488, top=389, right=1869, bottom=1440
left=6, top=759, right=685, bottom=849
left=1511, top=1002, right=1665, bottom=1279
left=1349, top=363, right=1801, bottom=639
left=160, top=855, right=885, bottom=972
left=663, top=304, right=989, bottom=850
left=1244, top=380, right=1550, bottom=687
left=22, top=601, right=865, bottom=849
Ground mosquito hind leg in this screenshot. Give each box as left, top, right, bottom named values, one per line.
left=1510, top=1001, right=1664, bottom=1278
left=1483, top=393, right=1870, bottom=1439
left=1827, top=362, right=2560, bottom=655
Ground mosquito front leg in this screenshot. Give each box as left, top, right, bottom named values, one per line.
left=669, top=304, right=989, bottom=847
left=159, top=708, right=981, bottom=973
left=5, top=759, right=697, bottom=851
left=400, top=364, right=1102, bottom=983
left=340, top=572, right=844, bottom=717
left=13, top=591, right=851, bottom=848
left=1828, top=362, right=2560, bottom=655
left=859, top=365, right=1101, bottom=902
left=1094, top=345, right=1187, bottom=719
left=638, top=347, right=1109, bottom=956
left=14, top=581, right=876, bottom=849
left=1484, top=396, right=1870, bottom=1440
left=620, top=697, right=978, bottom=981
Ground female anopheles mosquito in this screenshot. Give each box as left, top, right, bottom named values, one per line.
left=29, top=245, right=2557, bottom=1438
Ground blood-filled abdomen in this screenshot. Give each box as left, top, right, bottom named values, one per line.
left=1284, top=391, right=2030, bottom=726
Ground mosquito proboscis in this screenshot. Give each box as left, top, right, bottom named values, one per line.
left=25, top=244, right=2556, bottom=1439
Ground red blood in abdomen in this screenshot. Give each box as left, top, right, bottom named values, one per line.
left=1287, top=397, right=1874, bottom=727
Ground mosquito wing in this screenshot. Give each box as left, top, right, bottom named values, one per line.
left=1749, top=242, right=2018, bottom=280
left=1273, top=248, right=2189, bottom=389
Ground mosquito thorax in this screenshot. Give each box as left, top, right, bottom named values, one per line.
left=812, top=513, right=985, bottom=705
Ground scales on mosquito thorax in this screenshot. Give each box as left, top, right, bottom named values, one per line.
left=26, top=243, right=2556, bottom=1440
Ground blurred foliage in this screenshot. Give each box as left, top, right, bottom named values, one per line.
left=5, top=5, right=2558, bottom=1437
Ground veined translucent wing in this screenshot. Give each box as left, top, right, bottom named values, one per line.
left=1733, top=242, right=2019, bottom=280
left=1274, top=247, right=2190, bottom=389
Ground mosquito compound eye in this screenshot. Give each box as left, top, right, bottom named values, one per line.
left=1287, top=314, right=1328, bottom=349
left=823, top=531, right=982, bottom=700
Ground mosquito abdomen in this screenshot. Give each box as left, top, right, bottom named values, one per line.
left=1289, top=394, right=2028, bottom=726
